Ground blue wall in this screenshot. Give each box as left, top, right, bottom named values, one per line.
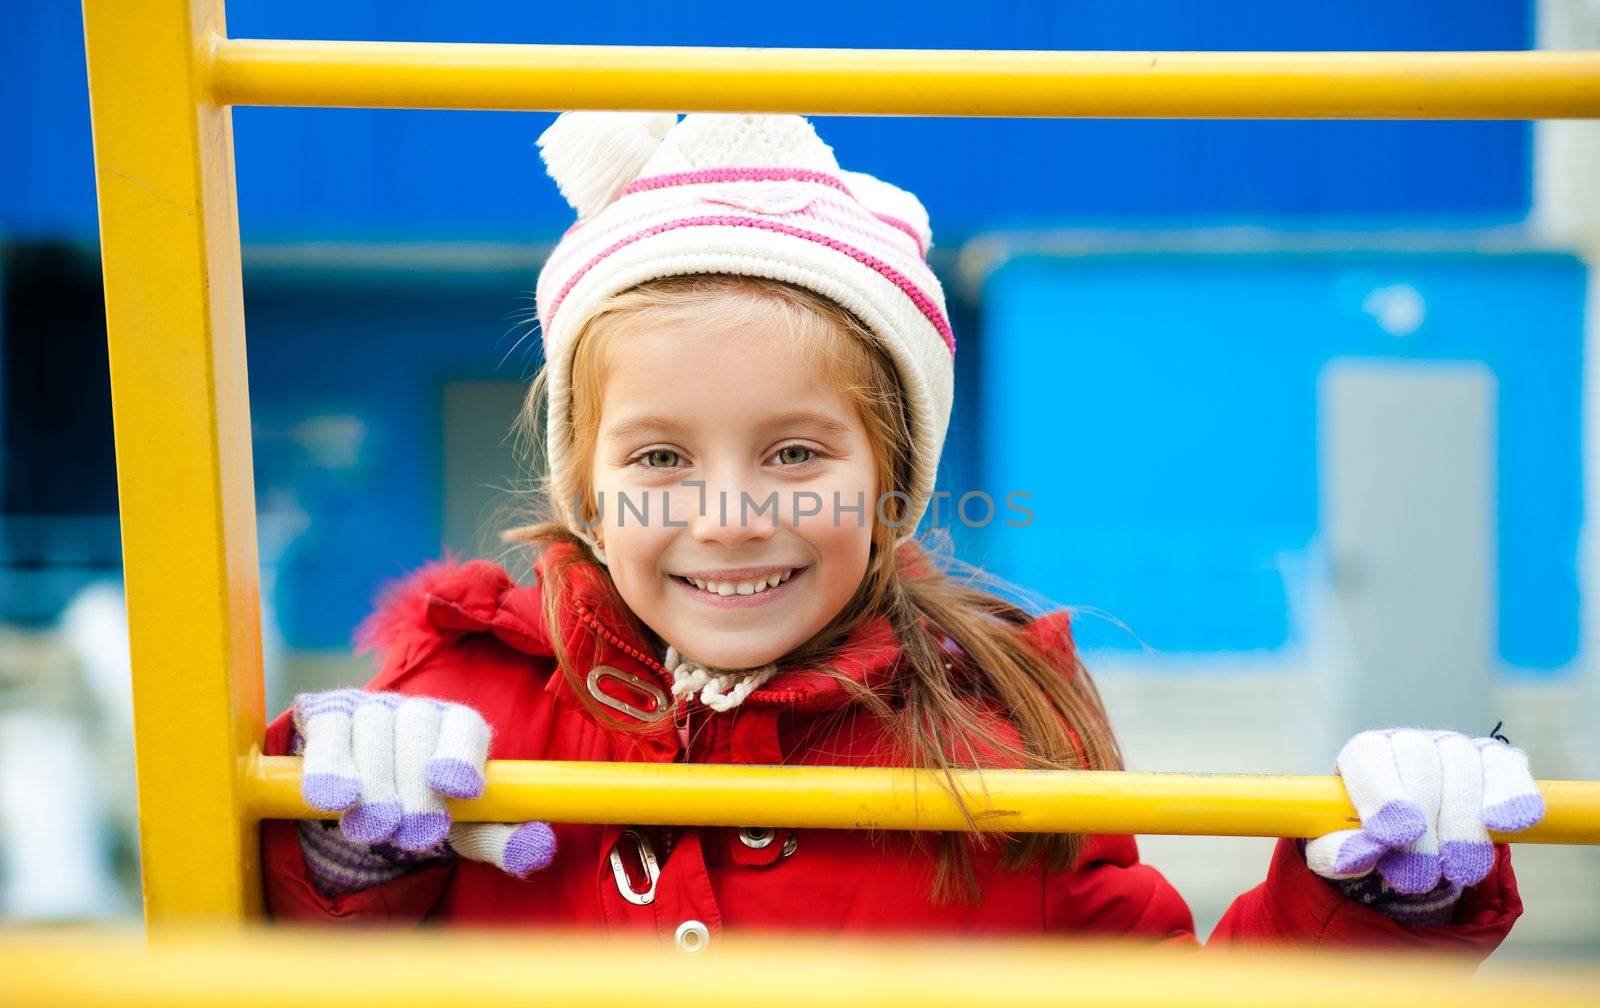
left=244, top=262, right=546, bottom=645
left=3, top=2, right=1535, bottom=243
left=5, top=1, right=1582, bottom=670
left=974, top=251, right=1586, bottom=674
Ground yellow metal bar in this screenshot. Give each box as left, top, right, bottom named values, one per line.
left=82, top=0, right=264, bottom=924
left=208, top=41, right=1600, bottom=118
left=8, top=930, right=1600, bottom=1007
left=249, top=757, right=1600, bottom=844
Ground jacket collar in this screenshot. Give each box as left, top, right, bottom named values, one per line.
left=416, top=539, right=904, bottom=715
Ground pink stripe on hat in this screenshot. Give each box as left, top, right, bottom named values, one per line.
left=620, top=166, right=852, bottom=199
left=620, top=167, right=930, bottom=255
left=547, top=214, right=955, bottom=355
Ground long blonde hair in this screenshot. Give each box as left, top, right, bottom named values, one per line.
left=501, top=273, right=1122, bottom=904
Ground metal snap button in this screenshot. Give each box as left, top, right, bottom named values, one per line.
left=781, top=832, right=798, bottom=858
left=737, top=826, right=775, bottom=850
left=587, top=665, right=668, bottom=721
left=674, top=919, right=710, bottom=953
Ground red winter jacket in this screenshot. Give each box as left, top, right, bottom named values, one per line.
left=261, top=541, right=1522, bottom=957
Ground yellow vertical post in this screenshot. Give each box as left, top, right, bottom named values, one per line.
left=81, top=0, right=264, bottom=923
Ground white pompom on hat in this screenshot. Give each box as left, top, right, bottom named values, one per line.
left=533, top=112, right=955, bottom=563
left=535, top=112, right=678, bottom=220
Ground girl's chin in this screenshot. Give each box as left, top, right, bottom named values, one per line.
left=664, top=632, right=795, bottom=671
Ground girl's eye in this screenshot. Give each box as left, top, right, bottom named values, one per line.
left=639, top=449, right=681, bottom=469
left=774, top=445, right=815, bottom=466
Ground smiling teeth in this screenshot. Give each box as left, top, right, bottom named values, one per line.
left=686, top=569, right=794, bottom=596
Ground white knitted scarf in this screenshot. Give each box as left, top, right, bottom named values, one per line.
left=662, top=645, right=779, bottom=712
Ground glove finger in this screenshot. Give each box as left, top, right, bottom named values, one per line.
left=426, top=703, right=492, bottom=799
left=1435, top=732, right=1493, bottom=887
left=392, top=698, right=450, bottom=852
left=1336, top=729, right=1426, bottom=847
left=295, top=691, right=361, bottom=811
left=1306, top=829, right=1387, bottom=880
left=447, top=821, right=558, bottom=879
left=1375, top=731, right=1443, bottom=895
left=339, top=695, right=404, bottom=844
left=1477, top=738, right=1544, bottom=832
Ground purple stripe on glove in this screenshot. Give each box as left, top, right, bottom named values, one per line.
left=290, top=688, right=558, bottom=882
left=1307, top=728, right=1543, bottom=905
left=447, top=821, right=558, bottom=879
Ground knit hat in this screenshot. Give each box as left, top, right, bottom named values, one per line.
left=533, top=112, right=955, bottom=563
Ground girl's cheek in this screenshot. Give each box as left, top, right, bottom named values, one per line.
left=794, top=469, right=877, bottom=535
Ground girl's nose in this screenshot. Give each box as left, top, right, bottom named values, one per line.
left=684, top=481, right=780, bottom=548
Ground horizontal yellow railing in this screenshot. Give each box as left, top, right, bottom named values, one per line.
left=8, top=930, right=1600, bottom=1007
left=250, top=756, right=1600, bottom=844
left=207, top=41, right=1600, bottom=117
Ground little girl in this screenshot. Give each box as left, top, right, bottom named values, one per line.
left=262, top=112, right=1543, bottom=953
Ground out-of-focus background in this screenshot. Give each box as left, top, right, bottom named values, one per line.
left=3, top=0, right=1597, bottom=958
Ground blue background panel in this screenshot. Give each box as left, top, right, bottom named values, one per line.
left=2, top=1, right=1534, bottom=242
left=244, top=264, right=542, bottom=646
left=974, top=252, right=1586, bottom=672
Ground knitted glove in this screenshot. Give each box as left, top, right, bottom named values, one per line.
left=292, top=690, right=556, bottom=878
left=1306, top=729, right=1543, bottom=897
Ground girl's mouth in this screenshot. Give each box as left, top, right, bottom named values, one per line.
left=670, top=566, right=807, bottom=609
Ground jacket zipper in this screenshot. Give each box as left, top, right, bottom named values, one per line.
left=675, top=695, right=695, bottom=762
left=660, top=697, right=699, bottom=865
left=573, top=603, right=673, bottom=691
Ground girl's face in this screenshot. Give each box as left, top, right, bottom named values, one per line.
left=590, top=315, right=877, bottom=670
